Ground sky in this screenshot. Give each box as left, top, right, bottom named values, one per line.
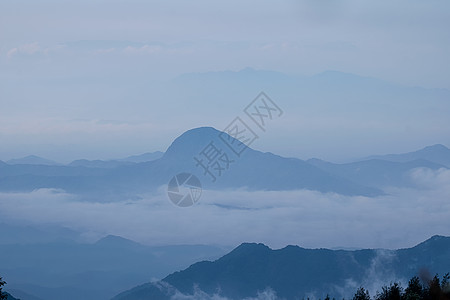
left=1, top=0, right=450, bottom=162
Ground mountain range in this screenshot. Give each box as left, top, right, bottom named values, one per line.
left=5, top=151, right=164, bottom=168
left=113, top=235, right=450, bottom=300
left=1, top=127, right=448, bottom=200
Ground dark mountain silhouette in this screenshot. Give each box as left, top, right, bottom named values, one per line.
left=155, top=127, right=381, bottom=195
left=0, top=127, right=382, bottom=197
left=0, top=128, right=447, bottom=198
left=113, top=235, right=450, bottom=300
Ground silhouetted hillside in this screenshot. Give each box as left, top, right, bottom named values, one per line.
left=113, top=236, right=450, bottom=300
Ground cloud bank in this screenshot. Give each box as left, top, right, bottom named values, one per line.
left=0, top=167, right=449, bottom=249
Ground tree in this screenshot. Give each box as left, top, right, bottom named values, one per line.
left=424, top=275, right=441, bottom=300
left=405, top=276, right=423, bottom=300
left=354, top=287, right=371, bottom=300
left=441, top=273, right=450, bottom=299
left=375, top=282, right=403, bottom=300
left=0, top=277, right=7, bottom=300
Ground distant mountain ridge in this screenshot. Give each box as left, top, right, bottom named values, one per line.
left=117, top=151, right=164, bottom=163
left=0, top=127, right=382, bottom=197
left=365, top=144, right=450, bottom=167
left=3, top=152, right=164, bottom=169
left=154, top=127, right=382, bottom=195
left=307, top=157, right=447, bottom=189
left=6, top=155, right=60, bottom=166
left=68, top=159, right=135, bottom=168
left=68, top=151, right=164, bottom=168
left=0, top=127, right=448, bottom=198
left=113, top=235, right=450, bottom=300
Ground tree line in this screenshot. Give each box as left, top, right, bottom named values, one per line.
left=352, top=274, right=449, bottom=300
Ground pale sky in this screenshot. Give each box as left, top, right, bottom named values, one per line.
left=1, top=0, right=450, bottom=162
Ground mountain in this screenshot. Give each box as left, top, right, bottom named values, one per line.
left=307, top=158, right=447, bottom=189
left=139, top=127, right=382, bottom=196
left=365, top=144, right=450, bottom=168
left=0, top=127, right=447, bottom=198
left=94, top=235, right=146, bottom=249
left=6, top=155, right=60, bottom=166
left=0, top=236, right=225, bottom=300
left=117, top=151, right=164, bottom=163
left=113, top=235, right=450, bottom=300
left=66, top=152, right=164, bottom=168
left=68, top=159, right=135, bottom=168
left=0, top=127, right=382, bottom=197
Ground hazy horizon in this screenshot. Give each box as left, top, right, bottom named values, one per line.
left=2, top=0, right=450, bottom=163
left=1, top=121, right=449, bottom=164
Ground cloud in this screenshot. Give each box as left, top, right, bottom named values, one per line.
left=131, top=281, right=279, bottom=300
left=169, top=288, right=279, bottom=300
left=7, top=42, right=41, bottom=58
left=409, top=167, right=450, bottom=189
left=0, top=168, right=449, bottom=249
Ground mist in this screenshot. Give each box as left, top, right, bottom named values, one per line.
left=0, top=167, right=448, bottom=250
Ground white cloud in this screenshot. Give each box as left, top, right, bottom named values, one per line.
left=0, top=168, right=449, bottom=249
left=409, top=167, right=450, bottom=189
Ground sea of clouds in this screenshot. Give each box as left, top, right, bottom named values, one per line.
left=0, top=167, right=449, bottom=250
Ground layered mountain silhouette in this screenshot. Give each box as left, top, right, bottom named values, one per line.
left=1, top=127, right=448, bottom=199
left=0, top=127, right=381, bottom=197
left=113, top=235, right=450, bottom=300
left=157, top=127, right=381, bottom=195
